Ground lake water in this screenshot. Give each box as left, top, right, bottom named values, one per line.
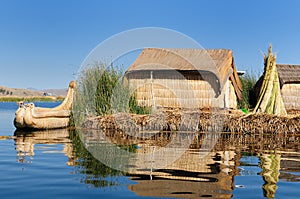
left=0, top=102, right=300, bottom=199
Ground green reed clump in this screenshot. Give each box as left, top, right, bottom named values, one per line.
left=238, top=72, right=258, bottom=110
left=94, top=65, right=122, bottom=115
left=129, top=92, right=151, bottom=114
left=73, top=62, right=150, bottom=126
left=73, top=62, right=120, bottom=125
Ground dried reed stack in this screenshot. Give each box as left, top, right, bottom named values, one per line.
left=254, top=45, right=287, bottom=115
left=224, top=113, right=300, bottom=134
left=82, top=110, right=300, bottom=134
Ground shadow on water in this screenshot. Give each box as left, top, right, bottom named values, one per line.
left=13, top=128, right=300, bottom=198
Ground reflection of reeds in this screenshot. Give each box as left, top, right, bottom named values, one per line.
left=69, top=129, right=124, bottom=188
left=259, top=153, right=280, bottom=199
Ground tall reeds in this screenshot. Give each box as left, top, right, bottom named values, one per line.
left=73, top=62, right=149, bottom=127
left=94, top=65, right=122, bottom=115
left=238, top=72, right=258, bottom=110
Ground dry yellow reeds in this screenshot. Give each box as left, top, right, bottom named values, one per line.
left=130, top=78, right=237, bottom=109
left=82, top=109, right=300, bottom=134
left=281, top=84, right=300, bottom=111
left=254, top=45, right=287, bottom=115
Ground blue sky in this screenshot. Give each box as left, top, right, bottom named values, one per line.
left=0, top=0, right=300, bottom=89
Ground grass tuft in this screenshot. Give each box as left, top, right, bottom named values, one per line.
left=73, top=62, right=150, bottom=126
left=238, top=72, right=258, bottom=110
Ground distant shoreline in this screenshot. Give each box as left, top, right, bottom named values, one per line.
left=0, top=96, right=65, bottom=102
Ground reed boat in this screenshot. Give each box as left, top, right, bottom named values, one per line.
left=14, top=81, right=76, bottom=129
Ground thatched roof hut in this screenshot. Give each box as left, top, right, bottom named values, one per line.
left=125, top=48, right=242, bottom=109
left=277, top=64, right=300, bottom=112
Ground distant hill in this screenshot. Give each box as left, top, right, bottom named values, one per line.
left=0, top=85, right=67, bottom=97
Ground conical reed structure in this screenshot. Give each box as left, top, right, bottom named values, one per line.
left=254, top=45, right=287, bottom=115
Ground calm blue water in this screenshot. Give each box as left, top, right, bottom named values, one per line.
left=0, top=102, right=140, bottom=199
left=0, top=102, right=300, bottom=199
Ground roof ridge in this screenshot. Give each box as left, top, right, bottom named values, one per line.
left=144, top=47, right=232, bottom=51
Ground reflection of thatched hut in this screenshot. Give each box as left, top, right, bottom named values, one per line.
left=125, top=48, right=242, bottom=109
left=128, top=149, right=236, bottom=199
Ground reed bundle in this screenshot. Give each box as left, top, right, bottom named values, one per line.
left=254, top=45, right=287, bottom=115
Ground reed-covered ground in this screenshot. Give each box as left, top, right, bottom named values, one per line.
left=82, top=109, right=300, bottom=134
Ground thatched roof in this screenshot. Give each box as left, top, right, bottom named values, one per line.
left=277, top=64, right=300, bottom=86
left=126, top=48, right=242, bottom=100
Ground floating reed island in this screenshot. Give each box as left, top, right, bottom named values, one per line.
left=82, top=109, right=300, bottom=135
left=77, top=46, right=300, bottom=135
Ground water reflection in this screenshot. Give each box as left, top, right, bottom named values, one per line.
left=14, top=128, right=74, bottom=164
left=69, top=129, right=124, bottom=188
left=13, top=128, right=300, bottom=198
left=128, top=150, right=235, bottom=198
left=259, top=153, right=280, bottom=198
left=280, top=151, right=300, bottom=182
left=76, top=129, right=234, bottom=198
left=13, top=128, right=123, bottom=188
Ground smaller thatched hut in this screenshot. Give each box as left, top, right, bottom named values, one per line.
left=277, top=64, right=300, bottom=112
left=125, top=48, right=242, bottom=110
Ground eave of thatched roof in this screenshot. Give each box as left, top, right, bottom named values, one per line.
left=126, top=48, right=242, bottom=100
left=277, top=64, right=300, bottom=86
